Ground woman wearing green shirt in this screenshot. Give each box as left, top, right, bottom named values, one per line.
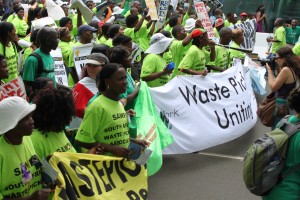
left=179, top=29, right=215, bottom=75
left=75, top=63, right=147, bottom=156
left=11, top=6, right=29, bottom=39
left=0, top=97, right=51, bottom=199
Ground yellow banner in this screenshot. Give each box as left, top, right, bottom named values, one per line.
left=49, top=152, right=148, bottom=200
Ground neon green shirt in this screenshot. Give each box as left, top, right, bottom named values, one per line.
left=22, top=47, right=33, bottom=68
left=137, top=22, right=150, bottom=51
left=179, top=45, right=210, bottom=72
left=210, top=45, right=229, bottom=72
left=271, top=26, right=286, bottom=54
left=224, top=20, right=232, bottom=27
left=72, top=14, right=87, bottom=36
left=104, top=38, right=113, bottom=47
left=0, top=136, right=42, bottom=199
left=22, top=48, right=56, bottom=86
left=293, top=43, right=300, bottom=56
left=98, top=36, right=107, bottom=44
left=31, top=130, right=76, bottom=160
left=213, top=27, right=220, bottom=39
left=11, top=17, right=28, bottom=38
left=0, top=42, right=18, bottom=83
left=76, top=95, right=130, bottom=153
left=59, top=41, right=74, bottom=67
left=141, top=54, right=169, bottom=87
left=124, top=27, right=138, bottom=43
left=6, top=14, right=15, bottom=23
left=170, top=39, right=192, bottom=79
left=229, top=41, right=246, bottom=64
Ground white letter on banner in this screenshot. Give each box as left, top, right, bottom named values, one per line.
left=149, top=62, right=257, bottom=154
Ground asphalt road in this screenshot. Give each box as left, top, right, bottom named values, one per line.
left=148, top=92, right=269, bottom=200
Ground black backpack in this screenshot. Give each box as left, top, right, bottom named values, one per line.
left=28, top=52, right=54, bottom=77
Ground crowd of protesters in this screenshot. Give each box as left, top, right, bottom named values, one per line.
left=0, top=0, right=300, bottom=199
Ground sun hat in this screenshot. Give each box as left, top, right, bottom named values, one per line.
left=78, top=25, right=97, bottom=35
left=215, top=18, right=224, bottom=27
left=240, top=12, right=247, bottom=17
left=0, top=97, right=36, bottom=135
left=145, top=33, right=173, bottom=54
left=184, top=18, right=196, bottom=32
left=85, top=53, right=109, bottom=65
left=112, top=6, right=124, bottom=15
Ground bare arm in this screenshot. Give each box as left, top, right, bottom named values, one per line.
left=266, top=64, right=291, bottom=92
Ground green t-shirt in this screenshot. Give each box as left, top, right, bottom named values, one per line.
left=11, top=17, right=28, bottom=38
left=210, top=45, right=229, bottom=72
left=213, top=27, right=220, bottom=39
left=229, top=41, right=246, bottom=65
left=178, top=45, right=210, bottom=73
left=76, top=95, right=130, bottom=152
left=72, top=14, right=87, bottom=36
left=170, top=39, right=192, bottom=79
left=124, top=27, right=138, bottom=43
left=31, top=130, right=76, bottom=160
left=262, top=115, right=300, bottom=200
left=58, top=41, right=74, bottom=67
left=292, top=43, right=300, bottom=56
left=137, top=22, right=150, bottom=51
left=22, top=48, right=33, bottom=67
left=164, top=24, right=172, bottom=33
left=271, top=26, right=286, bottom=54
left=103, top=38, right=113, bottom=47
left=0, top=136, right=42, bottom=199
left=224, top=20, right=232, bottom=27
left=98, top=36, right=107, bottom=44
left=0, top=43, right=18, bottom=83
left=285, top=26, right=300, bottom=45
left=141, top=54, right=169, bottom=87
left=6, top=14, right=15, bottom=23
left=22, top=48, right=56, bottom=85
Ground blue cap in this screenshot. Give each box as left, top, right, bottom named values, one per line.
left=78, top=25, right=97, bottom=35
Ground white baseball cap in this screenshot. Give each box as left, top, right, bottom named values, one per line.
left=145, top=33, right=173, bottom=54
left=184, top=18, right=196, bottom=32
left=0, top=97, right=36, bottom=135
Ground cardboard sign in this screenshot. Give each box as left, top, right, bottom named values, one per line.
left=50, top=48, right=68, bottom=87
left=145, top=0, right=158, bottom=20
left=156, top=0, right=170, bottom=29
left=73, top=44, right=94, bottom=78
left=194, top=0, right=215, bottom=39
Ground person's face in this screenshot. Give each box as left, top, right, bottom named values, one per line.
left=236, top=33, right=244, bottom=44
left=45, top=30, right=59, bottom=50
left=135, top=2, right=142, bottom=13
left=291, top=20, right=298, bottom=28
left=121, top=41, right=132, bottom=53
left=14, top=113, right=35, bottom=136
left=118, top=26, right=124, bottom=35
left=86, top=1, right=94, bottom=10
left=61, top=30, right=72, bottom=42
left=106, top=67, right=127, bottom=95
left=65, top=20, right=73, bottom=31
left=8, top=28, right=17, bottom=43
left=200, top=33, right=209, bottom=46
left=83, top=30, right=94, bottom=42
left=0, top=59, right=9, bottom=80
left=122, top=51, right=132, bottom=68
left=87, top=62, right=104, bottom=80
left=241, top=16, right=247, bottom=22
left=178, top=27, right=187, bottom=40
left=109, top=2, right=115, bottom=9
left=275, top=54, right=284, bottom=67
left=221, top=31, right=233, bottom=45
left=17, top=9, right=24, bottom=19
left=131, top=7, right=138, bottom=16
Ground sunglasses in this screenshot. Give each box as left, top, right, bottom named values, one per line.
left=274, top=56, right=283, bottom=60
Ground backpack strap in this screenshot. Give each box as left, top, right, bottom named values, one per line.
left=29, top=52, right=54, bottom=77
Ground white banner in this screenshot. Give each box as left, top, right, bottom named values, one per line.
left=145, top=0, right=158, bottom=20
left=149, top=62, right=257, bottom=154
left=194, top=0, right=215, bottom=39
left=170, top=0, right=178, bottom=11
left=253, top=32, right=273, bottom=60
left=73, top=44, right=94, bottom=78
left=50, top=48, right=68, bottom=87
left=156, top=0, right=170, bottom=30
left=231, top=19, right=257, bottom=50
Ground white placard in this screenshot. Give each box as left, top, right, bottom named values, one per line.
left=46, top=0, right=66, bottom=21
left=50, top=48, right=68, bottom=87
left=145, top=0, right=159, bottom=20
left=156, top=0, right=170, bottom=29
left=194, top=0, right=215, bottom=39
left=73, top=44, right=94, bottom=78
